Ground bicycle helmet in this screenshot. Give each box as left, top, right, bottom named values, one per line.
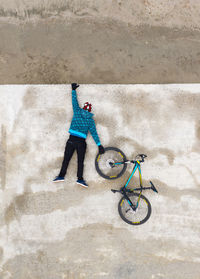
left=83, top=102, right=92, bottom=112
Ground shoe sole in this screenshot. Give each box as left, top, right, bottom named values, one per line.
left=77, top=182, right=88, bottom=188
left=53, top=180, right=65, bottom=183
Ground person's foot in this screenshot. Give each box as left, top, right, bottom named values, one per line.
left=53, top=176, right=65, bottom=182
left=76, top=179, right=88, bottom=188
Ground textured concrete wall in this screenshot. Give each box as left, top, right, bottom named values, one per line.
left=0, top=1, right=200, bottom=83
left=0, top=0, right=200, bottom=28
left=1, top=0, right=200, bottom=28
left=0, top=84, right=200, bottom=278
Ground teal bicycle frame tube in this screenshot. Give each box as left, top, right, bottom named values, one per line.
left=124, top=163, right=139, bottom=188
left=138, top=164, right=142, bottom=186
left=113, top=160, right=143, bottom=190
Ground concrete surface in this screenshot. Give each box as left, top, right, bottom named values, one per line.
left=0, top=1, right=200, bottom=83
left=0, top=84, right=200, bottom=279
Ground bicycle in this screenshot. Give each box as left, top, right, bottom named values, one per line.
left=95, top=147, right=158, bottom=225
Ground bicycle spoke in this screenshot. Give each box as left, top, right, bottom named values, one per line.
left=95, top=147, right=127, bottom=179
left=118, top=193, right=151, bottom=225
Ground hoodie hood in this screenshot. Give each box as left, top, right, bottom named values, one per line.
left=81, top=108, right=94, bottom=119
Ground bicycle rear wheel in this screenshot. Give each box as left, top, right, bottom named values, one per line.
left=118, top=193, right=151, bottom=225
left=95, top=147, right=127, bottom=179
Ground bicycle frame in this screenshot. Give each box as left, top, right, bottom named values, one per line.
left=114, top=160, right=144, bottom=189
left=113, top=160, right=152, bottom=210
left=125, top=160, right=143, bottom=188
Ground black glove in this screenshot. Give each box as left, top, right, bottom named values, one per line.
left=98, top=145, right=105, bottom=154
left=71, top=83, right=79, bottom=90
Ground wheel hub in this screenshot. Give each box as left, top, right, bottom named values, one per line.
left=106, top=159, right=115, bottom=168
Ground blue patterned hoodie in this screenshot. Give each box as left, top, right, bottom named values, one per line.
left=68, top=90, right=101, bottom=146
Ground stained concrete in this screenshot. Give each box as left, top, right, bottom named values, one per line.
left=0, top=84, right=200, bottom=279
left=0, top=1, right=200, bottom=83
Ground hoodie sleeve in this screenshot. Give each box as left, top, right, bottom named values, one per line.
left=72, top=90, right=80, bottom=113
left=89, top=118, right=101, bottom=146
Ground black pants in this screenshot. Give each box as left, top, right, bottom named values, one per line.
left=59, top=135, right=87, bottom=180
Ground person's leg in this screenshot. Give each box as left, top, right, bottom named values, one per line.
left=59, top=140, right=75, bottom=177
left=76, top=141, right=87, bottom=180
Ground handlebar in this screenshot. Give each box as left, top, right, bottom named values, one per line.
left=135, top=153, right=147, bottom=161
left=126, top=154, right=147, bottom=164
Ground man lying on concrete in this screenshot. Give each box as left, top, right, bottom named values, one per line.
left=53, top=83, right=105, bottom=188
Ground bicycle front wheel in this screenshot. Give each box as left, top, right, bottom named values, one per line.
left=95, top=147, right=127, bottom=180
left=118, top=193, right=151, bottom=225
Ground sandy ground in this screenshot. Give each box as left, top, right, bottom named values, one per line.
left=0, top=84, right=200, bottom=279
left=0, top=1, right=200, bottom=83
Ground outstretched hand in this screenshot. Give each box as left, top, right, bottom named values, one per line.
left=71, top=83, right=79, bottom=90
left=98, top=145, right=105, bottom=154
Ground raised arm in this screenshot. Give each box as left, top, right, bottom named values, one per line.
left=71, top=83, right=80, bottom=112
